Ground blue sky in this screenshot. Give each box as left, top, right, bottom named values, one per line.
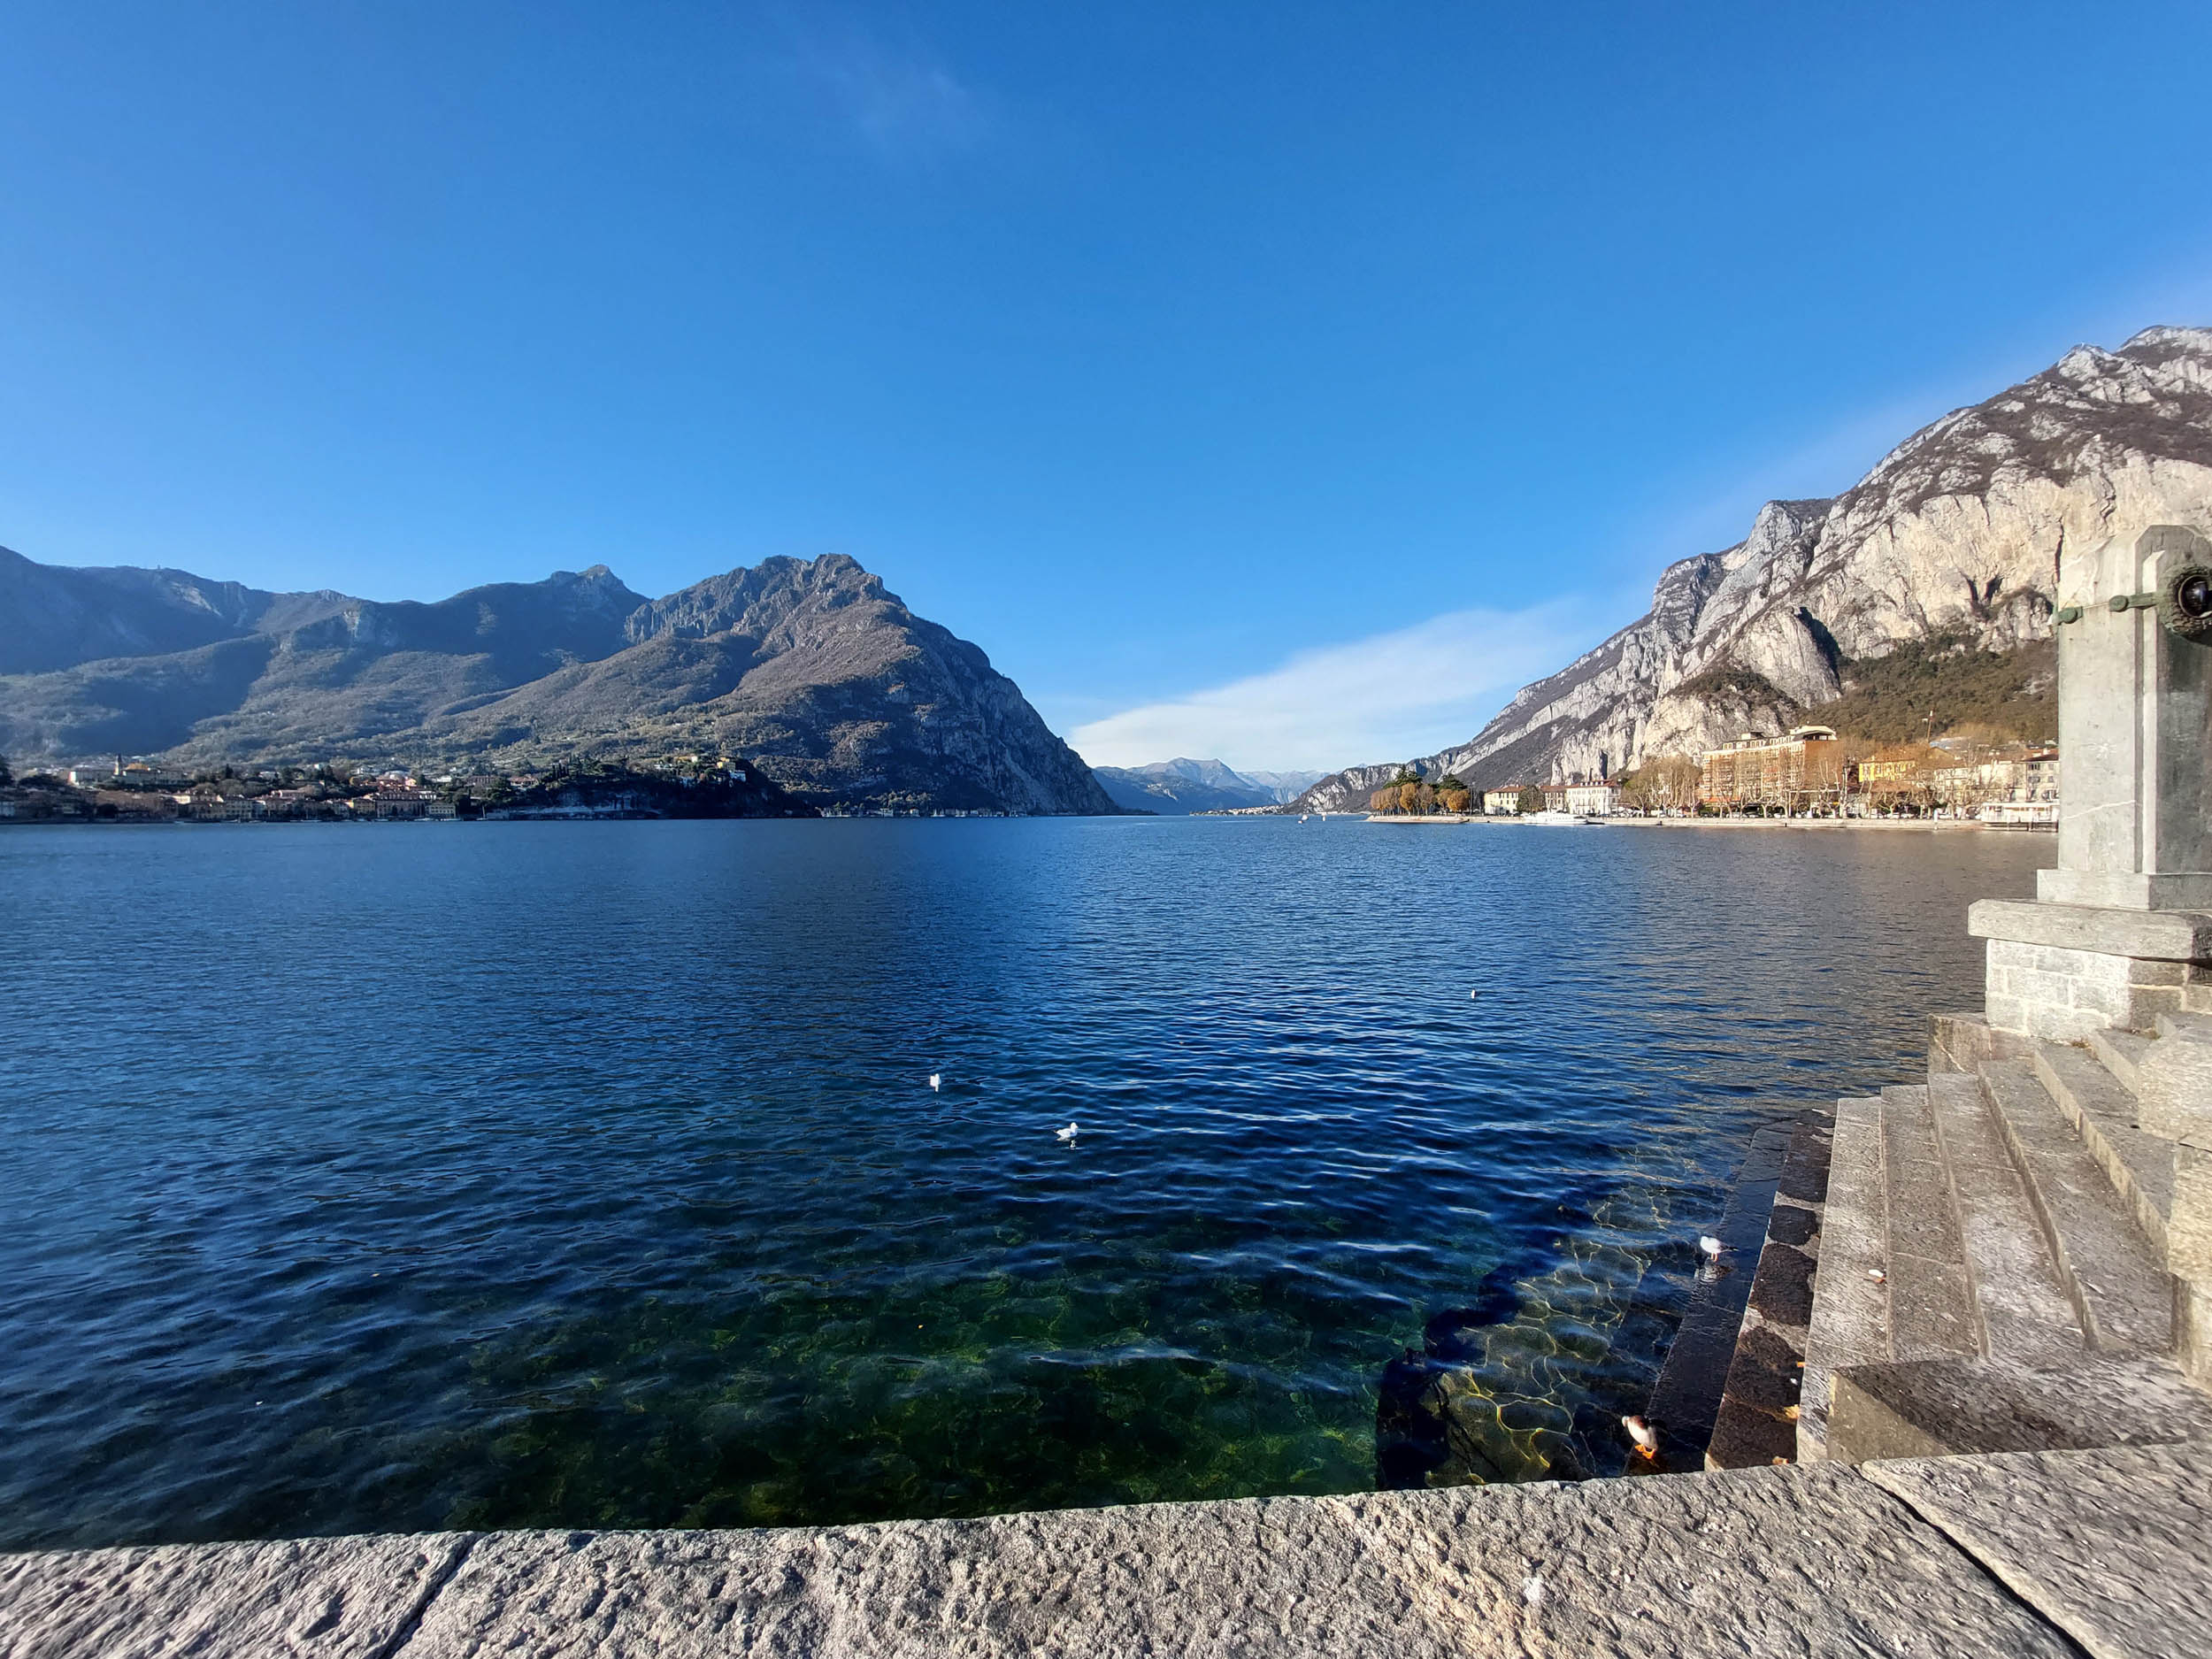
left=3, top=3, right=2209, bottom=771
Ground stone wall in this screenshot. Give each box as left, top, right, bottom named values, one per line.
left=1970, top=901, right=2212, bottom=1042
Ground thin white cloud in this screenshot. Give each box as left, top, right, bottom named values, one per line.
left=1070, top=599, right=1595, bottom=775
left=787, top=16, right=987, bottom=161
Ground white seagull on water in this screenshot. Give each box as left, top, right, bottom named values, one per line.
left=928, top=1074, right=942, bottom=1092
left=1056, top=1122, right=1079, bottom=1142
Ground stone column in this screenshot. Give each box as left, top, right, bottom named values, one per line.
left=1968, top=525, right=2212, bottom=1041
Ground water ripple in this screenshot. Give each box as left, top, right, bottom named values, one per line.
left=0, top=818, right=2047, bottom=1545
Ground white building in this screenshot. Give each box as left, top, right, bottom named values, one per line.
left=1563, top=782, right=1622, bottom=818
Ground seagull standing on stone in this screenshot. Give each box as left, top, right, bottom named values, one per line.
left=1697, top=1235, right=1724, bottom=1261
left=1621, top=1415, right=1659, bottom=1460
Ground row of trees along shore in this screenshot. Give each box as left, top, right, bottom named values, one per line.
left=1365, top=770, right=1524, bottom=815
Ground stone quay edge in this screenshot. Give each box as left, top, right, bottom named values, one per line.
left=8, top=1443, right=2211, bottom=1658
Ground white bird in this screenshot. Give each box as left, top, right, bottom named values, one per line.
left=1697, top=1235, right=1724, bottom=1260
left=1469, top=988, right=1481, bottom=1001
left=1621, top=1414, right=1658, bottom=1458
left=1056, top=1122, right=1079, bottom=1142
left=928, top=1074, right=942, bottom=1092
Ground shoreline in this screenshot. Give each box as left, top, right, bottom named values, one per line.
left=1354, top=813, right=2032, bottom=833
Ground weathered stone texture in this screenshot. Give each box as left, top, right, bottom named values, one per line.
left=2138, top=1035, right=2212, bottom=1148
left=0, top=1532, right=471, bottom=1659
left=1984, top=937, right=2192, bottom=1042
left=399, top=1468, right=2075, bottom=1659
left=1866, top=1441, right=2212, bottom=1659
left=1827, top=1354, right=2212, bottom=1464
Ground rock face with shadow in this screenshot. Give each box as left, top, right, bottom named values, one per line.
left=1299, top=326, right=2212, bottom=805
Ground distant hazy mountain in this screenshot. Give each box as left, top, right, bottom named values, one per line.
left=0, top=545, right=356, bottom=675
left=0, top=549, right=1116, bottom=816
left=1295, top=325, right=2212, bottom=810
left=1089, top=757, right=1327, bottom=814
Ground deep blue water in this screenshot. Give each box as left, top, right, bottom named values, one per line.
left=0, top=817, right=2049, bottom=1547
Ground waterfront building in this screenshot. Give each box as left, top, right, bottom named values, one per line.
left=2024, top=746, right=2059, bottom=801
left=1563, top=782, right=1622, bottom=817
left=1481, top=787, right=1525, bottom=815
left=1540, top=782, right=1569, bottom=812
left=1698, top=726, right=1841, bottom=810
left=367, top=790, right=456, bottom=819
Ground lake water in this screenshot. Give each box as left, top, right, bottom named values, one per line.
left=0, top=818, right=2049, bottom=1548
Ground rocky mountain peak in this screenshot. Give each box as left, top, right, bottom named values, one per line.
left=1295, top=324, right=2212, bottom=810
left=0, top=546, right=1112, bottom=816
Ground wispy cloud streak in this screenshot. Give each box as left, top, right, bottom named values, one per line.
left=787, top=15, right=987, bottom=161
left=1070, top=600, right=1594, bottom=774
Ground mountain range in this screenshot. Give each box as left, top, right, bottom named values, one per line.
left=1294, top=325, right=2212, bottom=811
left=1090, top=758, right=1328, bottom=815
left=0, top=549, right=1116, bottom=816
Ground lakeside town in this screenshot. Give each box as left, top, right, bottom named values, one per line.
left=0, top=722, right=2066, bottom=830
left=1354, top=725, right=2061, bottom=826
left=0, top=753, right=826, bottom=824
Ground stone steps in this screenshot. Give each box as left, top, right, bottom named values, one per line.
left=2031, top=1040, right=2175, bottom=1258
left=1926, top=1071, right=2086, bottom=1368
left=2089, top=1025, right=2154, bottom=1094
left=1790, top=1097, right=1883, bottom=1463
left=1825, top=1351, right=2212, bottom=1461
left=1878, top=1084, right=1979, bottom=1362
left=1976, top=1060, right=2172, bottom=1354
left=1805, top=1021, right=2210, bottom=1463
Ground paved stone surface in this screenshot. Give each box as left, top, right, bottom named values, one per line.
left=0, top=1532, right=472, bottom=1659
left=399, top=1465, right=2075, bottom=1658
left=1925, top=1073, right=2084, bottom=1366
left=1877, top=1087, right=1977, bottom=1364
left=1867, top=1441, right=2212, bottom=1659
left=2138, top=1033, right=2212, bottom=1148
left=0, top=1460, right=2120, bottom=1657
left=1978, top=1061, right=2171, bottom=1353
left=1827, top=1354, right=2212, bottom=1463
left=2033, top=1041, right=2175, bottom=1256
left=2091, top=1027, right=2154, bottom=1094
left=1799, top=1096, right=1886, bottom=1461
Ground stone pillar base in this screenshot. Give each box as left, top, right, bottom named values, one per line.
left=1968, top=900, right=2212, bottom=1041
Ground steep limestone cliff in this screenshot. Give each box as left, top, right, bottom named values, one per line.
left=1298, top=326, right=2212, bottom=807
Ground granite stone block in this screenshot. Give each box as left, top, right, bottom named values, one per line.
left=1866, top=1442, right=2212, bottom=1659
left=396, top=1466, right=2078, bottom=1659
left=0, top=1532, right=472, bottom=1659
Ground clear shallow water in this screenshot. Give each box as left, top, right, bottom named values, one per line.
left=0, top=818, right=2049, bottom=1547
